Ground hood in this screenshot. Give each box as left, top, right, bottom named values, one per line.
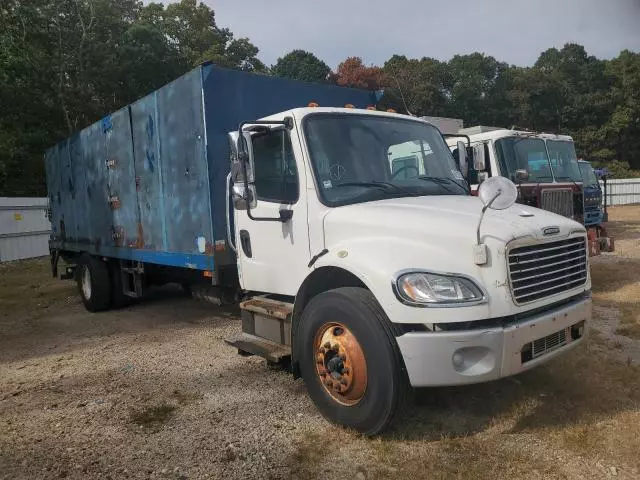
left=323, top=195, right=585, bottom=248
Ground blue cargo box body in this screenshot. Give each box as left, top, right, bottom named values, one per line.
left=45, top=64, right=376, bottom=273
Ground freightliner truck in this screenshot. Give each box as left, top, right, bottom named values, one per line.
left=45, top=64, right=592, bottom=434
left=437, top=124, right=614, bottom=256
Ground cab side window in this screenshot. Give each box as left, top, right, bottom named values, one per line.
left=252, top=130, right=298, bottom=203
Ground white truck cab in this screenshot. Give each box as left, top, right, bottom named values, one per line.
left=227, top=108, right=591, bottom=434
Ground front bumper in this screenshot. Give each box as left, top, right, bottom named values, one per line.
left=396, top=295, right=591, bottom=387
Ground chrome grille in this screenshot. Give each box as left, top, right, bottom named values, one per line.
left=508, top=237, right=587, bottom=304
left=540, top=188, right=573, bottom=218
left=532, top=328, right=567, bottom=358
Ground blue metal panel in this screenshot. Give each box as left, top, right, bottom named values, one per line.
left=105, top=108, right=140, bottom=248
left=130, top=93, right=166, bottom=251
left=69, top=132, right=91, bottom=242
left=57, top=140, right=76, bottom=241
left=44, top=146, right=62, bottom=237
left=51, top=240, right=212, bottom=270
left=157, top=68, right=213, bottom=261
left=82, top=120, right=112, bottom=246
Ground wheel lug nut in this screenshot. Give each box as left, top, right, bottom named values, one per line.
left=332, top=343, right=340, bottom=351
left=325, top=379, right=333, bottom=387
left=339, top=353, right=346, bottom=361
left=340, top=378, right=347, bottom=385
left=323, top=342, right=331, bottom=349
left=333, top=383, right=341, bottom=391
left=342, top=367, right=350, bottom=374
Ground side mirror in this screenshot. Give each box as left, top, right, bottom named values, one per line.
left=473, top=144, right=486, bottom=171
left=515, top=169, right=529, bottom=182
left=457, top=141, right=468, bottom=179
left=478, top=176, right=518, bottom=211
left=231, top=183, right=256, bottom=210
left=228, top=131, right=255, bottom=184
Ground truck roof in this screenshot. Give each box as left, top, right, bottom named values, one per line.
left=445, top=127, right=574, bottom=146
left=262, top=107, right=429, bottom=123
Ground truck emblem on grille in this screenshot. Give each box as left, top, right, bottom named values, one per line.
left=543, top=226, right=560, bottom=236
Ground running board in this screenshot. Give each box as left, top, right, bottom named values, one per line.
left=225, top=333, right=291, bottom=363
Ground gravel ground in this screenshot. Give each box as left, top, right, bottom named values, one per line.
left=1, top=206, right=639, bottom=479
left=0, top=289, right=334, bottom=479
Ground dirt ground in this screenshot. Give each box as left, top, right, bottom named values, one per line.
left=1, top=206, right=640, bottom=480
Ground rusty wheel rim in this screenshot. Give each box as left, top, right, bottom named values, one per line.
left=313, top=322, right=367, bottom=406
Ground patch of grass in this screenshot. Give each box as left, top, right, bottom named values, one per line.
left=616, top=305, right=640, bottom=339
left=590, top=259, right=640, bottom=339
left=129, top=403, right=176, bottom=432
left=0, top=258, right=76, bottom=319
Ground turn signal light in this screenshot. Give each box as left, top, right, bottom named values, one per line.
left=344, top=103, right=355, bottom=109
left=366, top=106, right=376, bottom=111
left=386, top=108, right=396, bottom=113
left=308, top=102, right=319, bottom=107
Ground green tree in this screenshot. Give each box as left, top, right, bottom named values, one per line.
left=381, top=55, right=450, bottom=116
left=271, top=50, right=331, bottom=83
left=605, top=50, right=640, bottom=168
left=0, top=0, right=267, bottom=196
left=141, top=0, right=264, bottom=71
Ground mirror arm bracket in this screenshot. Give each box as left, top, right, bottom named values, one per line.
left=476, top=192, right=500, bottom=245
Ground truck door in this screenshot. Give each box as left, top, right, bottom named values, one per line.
left=229, top=126, right=310, bottom=295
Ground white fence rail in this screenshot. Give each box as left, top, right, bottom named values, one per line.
left=0, top=197, right=51, bottom=262
left=600, top=178, right=640, bottom=206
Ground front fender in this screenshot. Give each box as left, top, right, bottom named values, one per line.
left=313, top=235, right=508, bottom=325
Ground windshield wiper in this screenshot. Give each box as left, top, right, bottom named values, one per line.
left=332, top=181, right=418, bottom=197
left=416, top=176, right=464, bottom=194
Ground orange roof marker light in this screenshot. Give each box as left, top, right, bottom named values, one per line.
left=344, top=103, right=355, bottom=109
left=366, top=106, right=376, bottom=111
left=386, top=108, right=397, bottom=113
left=308, top=102, right=319, bottom=107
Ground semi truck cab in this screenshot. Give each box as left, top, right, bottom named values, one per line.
left=224, top=108, right=591, bottom=431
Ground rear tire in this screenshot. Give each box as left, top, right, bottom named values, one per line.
left=76, top=254, right=112, bottom=312
left=298, top=287, right=409, bottom=435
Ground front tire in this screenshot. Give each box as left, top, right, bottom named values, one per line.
left=298, top=287, right=409, bottom=435
left=77, top=254, right=112, bottom=312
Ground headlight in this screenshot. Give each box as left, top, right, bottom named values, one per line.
left=394, top=271, right=485, bottom=306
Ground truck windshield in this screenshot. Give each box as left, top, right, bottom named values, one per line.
left=303, top=114, right=467, bottom=206
left=495, top=137, right=583, bottom=184
left=546, top=140, right=582, bottom=183
left=494, top=137, right=554, bottom=183
left=578, top=162, right=599, bottom=188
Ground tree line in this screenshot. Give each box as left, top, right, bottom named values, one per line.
left=1, top=0, right=639, bottom=196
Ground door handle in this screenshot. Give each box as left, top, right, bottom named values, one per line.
left=240, top=230, right=252, bottom=258
left=225, top=172, right=237, bottom=254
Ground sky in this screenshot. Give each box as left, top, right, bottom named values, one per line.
left=155, top=0, right=640, bottom=68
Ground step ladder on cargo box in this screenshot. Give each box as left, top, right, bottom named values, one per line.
left=225, top=296, right=293, bottom=364
left=120, top=260, right=144, bottom=298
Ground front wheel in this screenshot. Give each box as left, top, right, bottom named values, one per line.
left=298, top=287, right=409, bottom=435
